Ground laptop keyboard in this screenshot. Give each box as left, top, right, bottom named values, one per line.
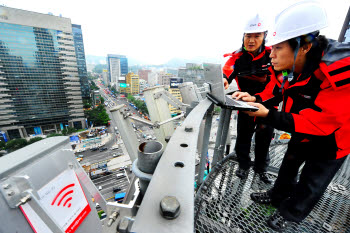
left=225, top=95, right=244, bottom=106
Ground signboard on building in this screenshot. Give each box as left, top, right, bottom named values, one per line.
left=20, top=169, right=91, bottom=233
left=170, top=78, right=183, bottom=88
left=119, top=83, right=130, bottom=88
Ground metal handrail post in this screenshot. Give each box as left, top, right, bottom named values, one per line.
left=196, top=104, right=214, bottom=187
left=212, top=108, right=226, bottom=167
left=217, top=109, right=232, bottom=162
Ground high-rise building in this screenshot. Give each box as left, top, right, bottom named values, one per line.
left=72, top=24, right=90, bottom=99
left=339, top=7, right=350, bottom=42
left=107, top=55, right=120, bottom=83
left=118, top=76, right=127, bottom=94
left=107, top=54, right=128, bottom=84
left=126, top=73, right=139, bottom=95
left=0, top=6, right=86, bottom=140
left=168, top=77, right=183, bottom=115
left=178, top=63, right=205, bottom=88
left=138, top=69, right=151, bottom=82
left=102, top=69, right=109, bottom=86
left=139, top=79, right=148, bottom=93
left=158, top=72, right=175, bottom=86
left=148, top=72, right=158, bottom=87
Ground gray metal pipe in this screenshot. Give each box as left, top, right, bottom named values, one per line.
left=137, top=141, right=164, bottom=174
left=133, top=141, right=164, bottom=196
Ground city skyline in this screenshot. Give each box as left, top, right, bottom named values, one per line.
left=1, top=0, right=349, bottom=65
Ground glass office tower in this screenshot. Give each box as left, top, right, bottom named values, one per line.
left=107, top=54, right=128, bottom=83
left=72, top=24, right=90, bottom=99
left=0, top=6, right=85, bottom=140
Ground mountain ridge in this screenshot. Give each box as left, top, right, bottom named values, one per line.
left=86, top=55, right=224, bottom=68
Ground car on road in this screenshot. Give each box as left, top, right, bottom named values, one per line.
left=113, top=187, right=122, bottom=193
left=97, top=143, right=106, bottom=148
left=110, top=145, right=119, bottom=150
left=77, top=154, right=84, bottom=158
left=98, top=186, right=102, bottom=191
left=99, top=147, right=108, bottom=152
left=76, top=158, right=83, bottom=162
left=113, top=154, right=122, bottom=158
left=90, top=147, right=98, bottom=151
left=75, top=148, right=86, bottom=153
left=116, top=173, right=126, bottom=179
left=118, top=166, right=128, bottom=171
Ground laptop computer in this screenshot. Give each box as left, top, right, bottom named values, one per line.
left=203, top=63, right=259, bottom=112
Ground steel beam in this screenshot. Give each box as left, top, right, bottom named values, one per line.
left=131, top=98, right=213, bottom=233
left=110, top=104, right=139, bottom=162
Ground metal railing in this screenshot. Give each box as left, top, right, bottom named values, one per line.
left=1, top=95, right=349, bottom=233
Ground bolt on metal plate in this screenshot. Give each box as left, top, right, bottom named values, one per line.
left=184, top=126, right=193, bottom=132
left=160, top=196, right=181, bottom=220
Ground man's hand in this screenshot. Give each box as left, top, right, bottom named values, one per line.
left=232, top=91, right=256, bottom=102
left=243, top=102, right=269, bottom=118
left=223, top=78, right=229, bottom=89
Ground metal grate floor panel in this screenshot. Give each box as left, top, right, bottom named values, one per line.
left=195, top=144, right=350, bottom=233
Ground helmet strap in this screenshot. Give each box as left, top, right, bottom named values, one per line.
left=279, top=37, right=300, bottom=92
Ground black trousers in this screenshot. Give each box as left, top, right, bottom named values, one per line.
left=271, top=141, right=347, bottom=222
left=234, top=112, right=274, bottom=172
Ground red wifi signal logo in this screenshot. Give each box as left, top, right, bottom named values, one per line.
left=51, top=183, right=75, bottom=208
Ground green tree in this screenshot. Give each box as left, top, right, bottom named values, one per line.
left=127, top=94, right=135, bottom=102
left=83, top=100, right=92, bottom=109
left=0, top=140, right=5, bottom=150
left=90, top=81, right=99, bottom=91
left=62, top=127, right=77, bottom=136
left=5, top=139, right=28, bottom=152
left=84, top=105, right=110, bottom=126
left=140, top=103, right=149, bottom=114
left=110, top=86, right=119, bottom=94
left=28, top=137, right=43, bottom=144
left=127, top=94, right=148, bottom=114
left=214, top=106, right=221, bottom=114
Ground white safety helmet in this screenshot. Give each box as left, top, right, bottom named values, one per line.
left=266, top=0, right=328, bottom=46
left=243, top=14, right=267, bottom=34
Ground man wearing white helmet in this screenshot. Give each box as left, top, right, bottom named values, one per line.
left=223, top=14, right=277, bottom=183
left=232, top=1, right=350, bottom=231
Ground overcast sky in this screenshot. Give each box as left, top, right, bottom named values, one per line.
left=1, top=0, right=349, bottom=64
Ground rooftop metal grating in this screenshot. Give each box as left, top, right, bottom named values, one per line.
left=195, top=143, right=350, bottom=233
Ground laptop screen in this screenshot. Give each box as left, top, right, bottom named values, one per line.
left=203, top=63, right=226, bottom=104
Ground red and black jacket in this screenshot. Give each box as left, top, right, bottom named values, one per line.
left=255, top=39, right=350, bottom=159
left=223, top=47, right=272, bottom=96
